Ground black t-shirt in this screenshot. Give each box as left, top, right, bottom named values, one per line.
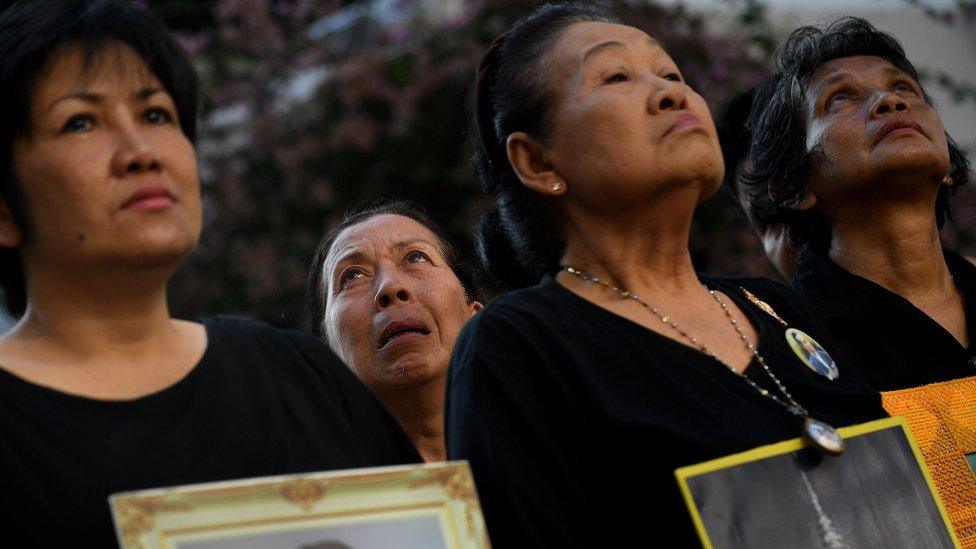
left=445, top=275, right=885, bottom=548
left=792, top=249, right=976, bottom=390
left=0, top=316, right=419, bottom=547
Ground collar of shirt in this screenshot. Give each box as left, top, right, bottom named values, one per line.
left=793, top=247, right=976, bottom=347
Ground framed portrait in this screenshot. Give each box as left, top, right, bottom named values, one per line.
left=883, top=376, right=976, bottom=547
left=675, top=417, right=958, bottom=548
left=110, top=461, right=490, bottom=549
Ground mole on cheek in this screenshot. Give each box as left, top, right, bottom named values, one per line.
left=77, top=233, right=86, bottom=242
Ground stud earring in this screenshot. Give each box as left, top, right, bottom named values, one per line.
left=551, top=181, right=564, bottom=193
left=943, top=174, right=954, bottom=187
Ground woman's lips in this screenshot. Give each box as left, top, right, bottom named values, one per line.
left=122, top=185, right=176, bottom=211
left=377, top=320, right=432, bottom=350
left=378, top=330, right=429, bottom=351
left=663, top=113, right=703, bottom=138
left=874, top=118, right=925, bottom=145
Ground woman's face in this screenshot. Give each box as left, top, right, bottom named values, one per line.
left=322, top=214, right=482, bottom=394
left=803, top=56, right=950, bottom=209
left=6, top=42, right=201, bottom=274
left=539, top=21, right=724, bottom=210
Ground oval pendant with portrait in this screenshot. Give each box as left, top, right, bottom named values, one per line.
left=785, top=328, right=839, bottom=380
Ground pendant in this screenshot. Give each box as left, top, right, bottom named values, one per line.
left=803, top=417, right=845, bottom=456
left=740, top=287, right=788, bottom=326
left=785, top=328, right=840, bottom=380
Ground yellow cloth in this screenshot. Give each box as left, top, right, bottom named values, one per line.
left=883, top=377, right=976, bottom=547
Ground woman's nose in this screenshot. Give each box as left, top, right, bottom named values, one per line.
left=111, top=125, right=161, bottom=177
left=374, top=272, right=413, bottom=309
left=870, top=90, right=910, bottom=118
left=649, top=82, right=688, bottom=114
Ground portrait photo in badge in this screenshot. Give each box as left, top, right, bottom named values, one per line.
left=786, top=328, right=839, bottom=380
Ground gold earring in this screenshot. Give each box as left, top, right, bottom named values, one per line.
left=551, top=181, right=564, bottom=193
left=943, top=174, right=954, bottom=187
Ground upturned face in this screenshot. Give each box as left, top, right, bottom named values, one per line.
left=803, top=56, right=950, bottom=210
left=6, top=42, right=201, bottom=275
left=321, top=215, right=482, bottom=394
left=539, top=21, right=725, bottom=209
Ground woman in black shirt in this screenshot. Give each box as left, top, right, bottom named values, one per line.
left=445, top=4, right=885, bottom=547
left=0, top=1, right=417, bottom=545
left=744, top=18, right=975, bottom=390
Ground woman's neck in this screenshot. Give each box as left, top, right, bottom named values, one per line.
left=559, top=197, right=701, bottom=297
left=828, top=206, right=952, bottom=300
left=376, top=375, right=446, bottom=462
left=0, top=262, right=207, bottom=399
left=9, top=263, right=178, bottom=359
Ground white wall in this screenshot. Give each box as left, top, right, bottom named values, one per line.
left=663, top=0, right=976, bottom=150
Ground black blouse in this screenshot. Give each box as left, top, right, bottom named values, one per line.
left=0, top=316, right=420, bottom=547
left=445, top=275, right=884, bottom=548
left=792, top=249, right=976, bottom=390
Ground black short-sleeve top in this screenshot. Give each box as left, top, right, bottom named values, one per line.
left=792, top=249, right=976, bottom=390
left=445, top=275, right=885, bottom=548
left=0, top=316, right=420, bottom=546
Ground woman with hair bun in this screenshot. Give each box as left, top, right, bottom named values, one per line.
left=445, top=3, right=885, bottom=546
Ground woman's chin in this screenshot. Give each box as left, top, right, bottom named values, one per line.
left=377, top=358, right=444, bottom=388
left=110, top=237, right=198, bottom=269
left=871, top=150, right=949, bottom=184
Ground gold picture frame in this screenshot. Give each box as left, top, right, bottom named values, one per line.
left=675, top=417, right=959, bottom=548
left=110, top=461, right=490, bottom=549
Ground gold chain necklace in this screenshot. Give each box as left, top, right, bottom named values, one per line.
left=562, top=266, right=845, bottom=455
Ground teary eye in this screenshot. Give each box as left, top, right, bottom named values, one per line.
left=338, top=268, right=365, bottom=289
left=406, top=250, right=431, bottom=263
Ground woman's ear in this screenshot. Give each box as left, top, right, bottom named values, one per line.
left=0, top=200, right=22, bottom=248
left=506, top=132, right=566, bottom=196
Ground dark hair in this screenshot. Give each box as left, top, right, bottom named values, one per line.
left=0, top=0, right=200, bottom=318
left=304, top=199, right=478, bottom=339
left=718, top=88, right=757, bottom=201
left=473, top=3, right=621, bottom=289
left=717, top=75, right=781, bottom=229
left=744, top=17, right=971, bottom=251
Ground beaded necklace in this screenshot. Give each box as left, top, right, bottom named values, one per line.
left=562, top=266, right=844, bottom=455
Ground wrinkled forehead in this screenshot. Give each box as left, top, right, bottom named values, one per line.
left=547, top=21, right=667, bottom=80
left=806, top=55, right=915, bottom=95
left=323, top=214, right=444, bottom=274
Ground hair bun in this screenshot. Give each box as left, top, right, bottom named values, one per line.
left=476, top=205, right=539, bottom=290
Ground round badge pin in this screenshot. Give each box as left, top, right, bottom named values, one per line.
left=785, top=328, right=839, bottom=380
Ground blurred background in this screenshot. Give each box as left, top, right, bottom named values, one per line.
left=1, top=0, right=974, bottom=332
